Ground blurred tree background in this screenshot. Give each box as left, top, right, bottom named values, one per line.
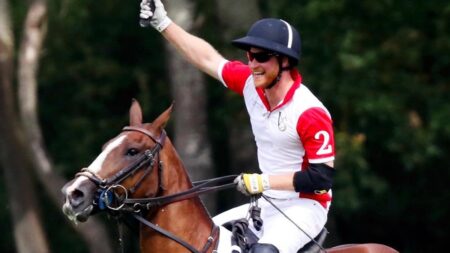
left=1, top=0, right=449, bottom=252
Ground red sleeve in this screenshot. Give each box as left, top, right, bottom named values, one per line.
left=296, top=107, right=335, bottom=163
left=221, top=61, right=252, bottom=96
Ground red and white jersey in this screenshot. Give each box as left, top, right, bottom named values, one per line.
left=218, top=60, right=335, bottom=206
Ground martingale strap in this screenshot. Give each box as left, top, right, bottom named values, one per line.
left=133, top=214, right=219, bottom=253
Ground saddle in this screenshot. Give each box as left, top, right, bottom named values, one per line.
left=297, top=228, right=328, bottom=253
left=223, top=219, right=328, bottom=253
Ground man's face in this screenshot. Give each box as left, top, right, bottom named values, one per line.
left=247, top=47, right=280, bottom=89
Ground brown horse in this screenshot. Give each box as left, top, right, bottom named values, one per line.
left=62, top=100, right=398, bottom=253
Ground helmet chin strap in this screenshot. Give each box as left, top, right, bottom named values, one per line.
left=266, top=57, right=291, bottom=90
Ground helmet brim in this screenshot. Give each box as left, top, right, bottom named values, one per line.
left=232, top=36, right=299, bottom=62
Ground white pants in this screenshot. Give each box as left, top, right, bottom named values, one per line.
left=213, top=197, right=328, bottom=253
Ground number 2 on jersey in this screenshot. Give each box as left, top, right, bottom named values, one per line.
left=315, top=130, right=332, bottom=155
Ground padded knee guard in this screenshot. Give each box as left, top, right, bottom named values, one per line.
left=249, top=243, right=279, bottom=253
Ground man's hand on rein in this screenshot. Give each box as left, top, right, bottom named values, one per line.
left=235, top=173, right=271, bottom=195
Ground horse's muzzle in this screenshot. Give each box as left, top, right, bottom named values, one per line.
left=61, top=176, right=98, bottom=223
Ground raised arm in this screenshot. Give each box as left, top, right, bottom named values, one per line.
left=140, top=0, right=226, bottom=80
left=162, top=23, right=226, bottom=80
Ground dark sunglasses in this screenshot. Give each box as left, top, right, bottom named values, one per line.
left=247, top=51, right=278, bottom=63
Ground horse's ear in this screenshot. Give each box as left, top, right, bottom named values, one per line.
left=129, top=99, right=143, bottom=126
left=152, top=103, right=174, bottom=130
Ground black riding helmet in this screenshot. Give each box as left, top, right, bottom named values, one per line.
left=232, top=18, right=301, bottom=89
left=232, top=18, right=301, bottom=66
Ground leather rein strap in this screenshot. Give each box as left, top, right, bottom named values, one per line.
left=124, top=175, right=237, bottom=209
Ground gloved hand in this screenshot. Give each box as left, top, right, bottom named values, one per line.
left=234, top=173, right=271, bottom=195
left=139, top=0, right=172, bottom=32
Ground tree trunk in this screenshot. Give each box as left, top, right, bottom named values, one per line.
left=0, top=2, right=50, bottom=252
left=164, top=0, right=216, bottom=212
left=215, top=0, right=262, bottom=43
left=214, top=0, right=261, bottom=201
left=15, top=1, right=115, bottom=253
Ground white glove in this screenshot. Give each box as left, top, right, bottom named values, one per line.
left=234, top=173, right=271, bottom=195
left=139, top=0, right=172, bottom=32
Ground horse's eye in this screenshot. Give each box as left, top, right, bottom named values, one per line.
left=126, top=148, right=139, bottom=156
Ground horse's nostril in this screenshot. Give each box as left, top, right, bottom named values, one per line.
left=69, top=189, right=85, bottom=208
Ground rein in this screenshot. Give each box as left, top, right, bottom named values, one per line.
left=124, top=175, right=238, bottom=210
left=123, top=175, right=236, bottom=253
left=124, top=175, right=235, bottom=253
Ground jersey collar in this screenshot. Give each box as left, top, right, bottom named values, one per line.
left=256, top=69, right=302, bottom=112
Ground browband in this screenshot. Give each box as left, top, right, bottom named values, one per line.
left=122, top=126, right=166, bottom=147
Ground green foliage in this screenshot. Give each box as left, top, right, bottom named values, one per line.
left=333, top=132, right=388, bottom=212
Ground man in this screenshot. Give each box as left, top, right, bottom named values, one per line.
left=140, top=1, right=336, bottom=252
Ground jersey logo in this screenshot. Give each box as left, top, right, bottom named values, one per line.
left=278, top=112, right=287, bottom=131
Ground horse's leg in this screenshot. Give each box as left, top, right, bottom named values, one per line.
left=326, top=243, right=399, bottom=253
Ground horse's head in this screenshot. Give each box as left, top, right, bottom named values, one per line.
left=62, top=99, right=173, bottom=223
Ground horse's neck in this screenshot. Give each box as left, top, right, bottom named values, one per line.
left=140, top=144, right=215, bottom=252
left=148, top=196, right=212, bottom=232
left=141, top=181, right=214, bottom=252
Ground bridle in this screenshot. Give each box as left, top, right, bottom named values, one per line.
left=75, top=125, right=235, bottom=253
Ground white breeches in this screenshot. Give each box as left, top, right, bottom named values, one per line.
left=214, top=197, right=328, bottom=253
